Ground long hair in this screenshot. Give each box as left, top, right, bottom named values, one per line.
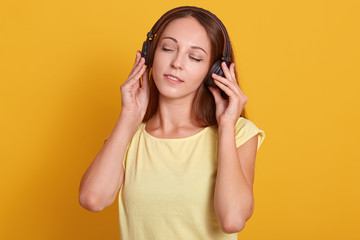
left=142, top=8, right=247, bottom=127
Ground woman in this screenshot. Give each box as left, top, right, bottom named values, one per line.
left=79, top=6, right=265, bottom=240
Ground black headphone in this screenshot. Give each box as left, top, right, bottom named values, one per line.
left=141, top=6, right=232, bottom=99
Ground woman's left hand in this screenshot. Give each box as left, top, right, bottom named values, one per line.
left=208, top=62, right=248, bottom=126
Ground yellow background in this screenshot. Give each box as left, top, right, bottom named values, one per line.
left=1, top=0, right=359, bottom=239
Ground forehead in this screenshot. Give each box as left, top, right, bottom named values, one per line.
left=160, top=17, right=210, bottom=49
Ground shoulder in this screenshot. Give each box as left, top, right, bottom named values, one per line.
left=234, top=117, right=266, bottom=150
left=130, top=122, right=146, bottom=141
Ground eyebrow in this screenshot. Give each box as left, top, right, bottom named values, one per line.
left=161, top=36, right=208, bottom=55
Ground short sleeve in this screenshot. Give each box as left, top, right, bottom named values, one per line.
left=235, top=117, right=265, bottom=150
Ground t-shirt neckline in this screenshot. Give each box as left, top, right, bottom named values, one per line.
left=142, top=122, right=211, bottom=142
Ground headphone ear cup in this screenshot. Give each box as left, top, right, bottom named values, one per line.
left=205, top=60, right=222, bottom=87
left=141, top=40, right=151, bottom=66
left=205, top=60, right=230, bottom=99
left=213, top=60, right=225, bottom=77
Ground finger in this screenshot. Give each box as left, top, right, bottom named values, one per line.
left=124, top=62, right=146, bottom=89
left=230, top=63, right=236, bottom=80
left=128, top=57, right=145, bottom=81
left=208, top=86, right=223, bottom=104
left=228, top=69, right=247, bottom=98
left=212, top=73, right=240, bottom=95
left=221, top=62, right=234, bottom=81
left=130, top=52, right=142, bottom=75
left=132, top=51, right=141, bottom=68
left=213, top=77, right=248, bottom=104
left=213, top=79, right=236, bottom=99
left=135, top=50, right=140, bottom=61
left=131, top=64, right=147, bottom=86
left=216, top=65, right=248, bottom=99
left=133, top=57, right=145, bottom=75
left=129, top=51, right=142, bottom=77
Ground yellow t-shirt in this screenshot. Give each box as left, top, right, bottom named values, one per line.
left=116, top=117, right=265, bottom=240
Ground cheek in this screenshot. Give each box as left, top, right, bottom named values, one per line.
left=151, top=54, right=163, bottom=78
left=192, top=65, right=210, bottom=84
left=152, top=47, right=167, bottom=65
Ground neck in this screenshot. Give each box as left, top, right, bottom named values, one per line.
left=148, top=95, right=197, bottom=131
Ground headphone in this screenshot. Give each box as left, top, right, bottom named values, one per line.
left=141, top=6, right=232, bottom=99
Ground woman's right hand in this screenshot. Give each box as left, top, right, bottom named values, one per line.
left=120, top=51, right=150, bottom=120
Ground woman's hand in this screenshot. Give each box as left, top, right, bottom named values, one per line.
left=120, top=51, right=150, bottom=120
left=208, top=62, right=248, bottom=126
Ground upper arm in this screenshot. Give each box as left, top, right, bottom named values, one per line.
left=236, top=134, right=258, bottom=188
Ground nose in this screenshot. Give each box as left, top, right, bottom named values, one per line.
left=170, top=52, right=184, bottom=70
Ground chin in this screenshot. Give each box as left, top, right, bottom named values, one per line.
left=156, top=85, right=197, bottom=100
left=158, top=88, right=190, bottom=100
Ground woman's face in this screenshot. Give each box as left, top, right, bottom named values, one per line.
left=151, top=16, right=212, bottom=100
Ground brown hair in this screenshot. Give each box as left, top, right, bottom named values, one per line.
left=142, top=8, right=247, bottom=127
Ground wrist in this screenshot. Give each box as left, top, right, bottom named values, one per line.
left=114, top=111, right=143, bottom=137
left=104, top=113, right=141, bottom=147
left=119, top=109, right=144, bottom=125
left=218, top=117, right=237, bottom=130
left=217, top=121, right=236, bottom=137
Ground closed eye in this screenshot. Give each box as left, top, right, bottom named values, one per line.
left=190, top=56, right=202, bottom=62
left=161, top=47, right=173, bottom=51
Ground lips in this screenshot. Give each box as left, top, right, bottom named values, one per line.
left=164, top=74, right=184, bottom=83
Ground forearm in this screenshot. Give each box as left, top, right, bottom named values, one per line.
left=79, top=112, right=141, bottom=211
left=214, top=123, right=254, bottom=232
